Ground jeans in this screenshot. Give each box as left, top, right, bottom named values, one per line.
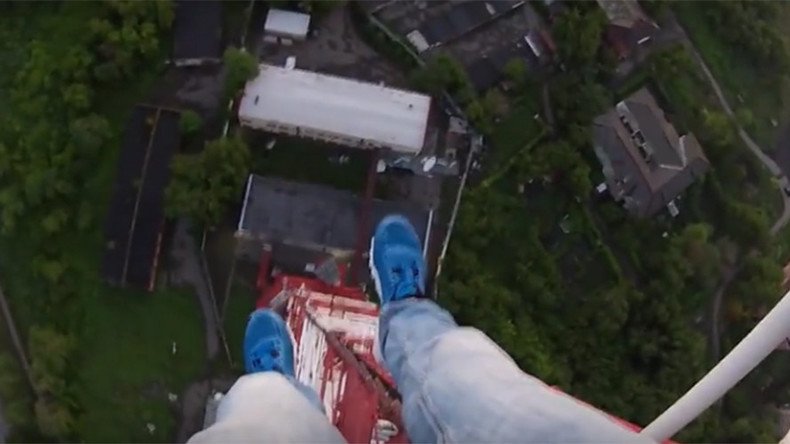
left=190, top=299, right=649, bottom=443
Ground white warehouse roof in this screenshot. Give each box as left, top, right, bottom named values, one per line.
left=238, top=64, right=431, bottom=155
left=264, top=9, right=311, bottom=39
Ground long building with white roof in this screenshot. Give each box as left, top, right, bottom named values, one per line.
left=238, top=63, right=431, bottom=155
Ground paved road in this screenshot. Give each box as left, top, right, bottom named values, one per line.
left=709, top=264, right=739, bottom=360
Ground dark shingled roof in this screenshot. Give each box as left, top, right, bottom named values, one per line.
left=173, top=0, right=222, bottom=63
left=490, top=0, right=522, bottom=14
left=592, top=88, right=709, bottom=217
left=465, top=37, right=536, bottom=93
left=238, top=175, right=430, bottom=252
left=419, top=15, right=454, bottom=46
left=417, top=1, right=524, bottom=47
left=625, top=100, right=682, bottom=167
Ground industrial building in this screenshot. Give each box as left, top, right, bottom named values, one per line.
left=236, top=175, right=431, bottom=255
left=238, top=63, right=432, bottom=155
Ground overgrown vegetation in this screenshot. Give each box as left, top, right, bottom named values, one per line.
left=440, top=4, right=785, bottom=442
left=245, top=133, right=369, bottom=193
left=674, top=1, right=790, bottom=147
left=223, top=47, right=259, bottom=100
left=410, top=53, right=475, bottom=104
left=0, top=2, right=205, bottom=440
left=180, top=110, right=203, bottom=137
left=166, top=135, right=251, bottom=227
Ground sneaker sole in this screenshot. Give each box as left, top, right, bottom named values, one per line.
left=368, top=235, right=383, bottom=304
left=368, top=235, right=386, bottom=365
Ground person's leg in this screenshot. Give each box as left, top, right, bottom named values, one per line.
left=371, top=215, right=650, bottom=443
left=188, top=310, right=345, bottom=443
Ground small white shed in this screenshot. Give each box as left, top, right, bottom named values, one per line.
left=264, top=8, right=311, bottom=42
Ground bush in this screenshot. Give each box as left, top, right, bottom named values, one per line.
left=223, top=47, right=259, bottom=99
left=165, top=135, right=251, bottom=226
left=179, top=109, right=203, bottom=136
left=410, top=53, right=474, bottom=104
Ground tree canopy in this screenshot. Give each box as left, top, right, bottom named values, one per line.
left=704, top=1, right=789, bottom=72
left=552, top=7, right=606, bottom=76
left=29, top=326, right=75, bottom=439
left=410, top=53, right=474, bottom=104
left=180, top=109, right=203, bottom=136
left=165, top=135, right=251, bottom=226
left=223, top=47, right=259, bottom=99
left=0, top=2, right=173, bottom=439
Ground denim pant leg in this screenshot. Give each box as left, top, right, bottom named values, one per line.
left=188, top=373, right=345, bottom=443
left=379, top=299, right=649, bottom=443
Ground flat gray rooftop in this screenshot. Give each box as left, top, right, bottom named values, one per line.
left=238, top=175, right=430, bottom=251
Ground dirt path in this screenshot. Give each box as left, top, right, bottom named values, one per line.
left=664, top=14, right=790, bottom=365
left=709, top=264, right=739, bottom=361
left=170, top=219, right=221, bottom=361
left=0, top=283, right=27, bottom=442
left=669, top=13, right=790, bottom=234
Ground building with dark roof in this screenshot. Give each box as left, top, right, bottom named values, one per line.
left=102, top=106, right=181, bottom=290
left=406, top=1, right=524, bottom=52
left=592, top=88, right=709, bottom=218
left=596, top=0, right=658, bottom=60
left=236, top=175, right=431, bottom=255
left=464, top=29, right=555, bottom=93
left=173, top=0, right=222, bottom=66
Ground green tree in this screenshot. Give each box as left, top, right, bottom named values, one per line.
left=29, top=326, right=73, bottom=398
left=69, top=114, right=112, bottom=155
left=503, top=58, right=529, bottom=91
left=0, top=353, right=32, bottom=428
left=224, top=47, right=259, bottom=99
left=549, top=74, right=610, bottom=127
left=165, top=135, right=251, bottom=226
left=482, top=89, right=508, bottom=118
left=89, top=1, right=171, bottom=81
left=552, top=7, right=606, bottom=72
left=180, top=109, right=203, bottom=136
left=732, top=254, right=783, bottom=312
left=673, top=223, right=723, bottom=289
left=723, top=200, right=770, bottom=249
left=465, top=99, right=492, bottom=134
left=410, top=53, right=474, bottom=103
left=35, top=397, right=74, bottom=440
left=701, top=108, right=736, bottom=148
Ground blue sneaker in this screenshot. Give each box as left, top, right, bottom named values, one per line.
left=243, top=309, right=295, bottom=376
left=369, top=214, right=426, bottom=305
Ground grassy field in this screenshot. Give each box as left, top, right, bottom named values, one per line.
left=488, top=94, right=544, bottom=168
left=244, top=130, right=370, bottom=192
left=0, top=3, right=206, bottom=441
left=222, top=274, right=258, bottom=371
left=75, top=288, right=205, bottom=442
left=674, top=2, right=788, bottom=149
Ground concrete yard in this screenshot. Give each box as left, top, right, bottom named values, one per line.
left=252, top=6, right=407, bottom=87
